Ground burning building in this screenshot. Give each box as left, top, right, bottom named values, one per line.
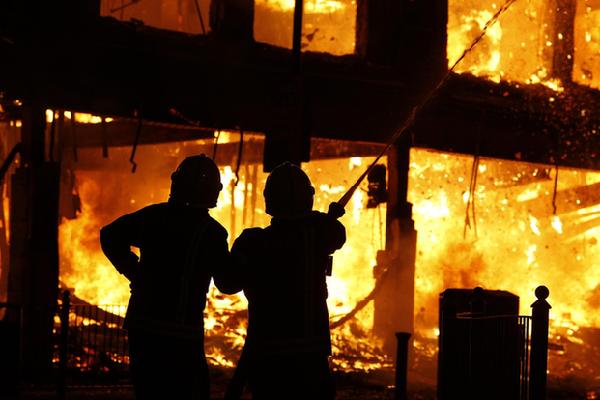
left=0, top=0, right=599, bottom=397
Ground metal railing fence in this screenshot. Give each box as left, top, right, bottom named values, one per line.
left=57, top=291, right=130, bottom=387
left=437, top=286, right=550, bottom=400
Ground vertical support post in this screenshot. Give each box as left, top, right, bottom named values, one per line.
left=395, top=332, right=411, bottom=400
left=0, top=303, right=21, bottom=398
left=7, top=101, right=61, bottom=380
left=21, top=103, right=46, bottom=168
left=57, top=290, right=70, bottom=400
left=374, top=139, right=416, bottom=358
left=292, top=0, right=304, bottom=65
left=529, top=286, right=551, bottom=400
left=209, top=0, right=255, bottom=41
left=551, top=0, right=576, bottom=83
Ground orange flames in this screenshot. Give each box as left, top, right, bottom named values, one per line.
left=56, top=0, right=600, bottom=376
left=59, top=143, right=600, bottom=375
left=448, top=0, right=599, bottom=90
left=99, top=0, right=600, bottom=89
left=58, top=141, right=387, bottom=370
left=409, top=149, right=600, bottom=334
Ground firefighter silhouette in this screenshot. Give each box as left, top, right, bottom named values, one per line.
left=227, top=162, right=346, bottom=400
left=100, top=154, right=236, bottom=399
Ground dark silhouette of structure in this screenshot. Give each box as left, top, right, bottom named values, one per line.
left=438, top=286, right=551, bottom=400
left=100, top=154, right=236, bottom=399
left=228, top=162, right=346, bottom=399
left=438, top=288, right=520, bottom=400
left=0, top=0, right=578, bottom=395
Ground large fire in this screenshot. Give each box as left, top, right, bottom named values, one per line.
left=57, top=137, right=600, bottom=380
left=448, top=0, right=599, bottom=90
left=100, top=0, right=357, bottom=55
left=35, top=0, right=600, bottom=385
left=409, top=150, right=600, bottom=329
left=58, top=138, right=388, bottom=371
left=99, top=0, right=599, bottom=89
left=409, top=149, right=600, bottom=382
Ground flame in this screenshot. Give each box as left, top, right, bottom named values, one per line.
left=574, top=4, right=600, bottom=89
left=447, top=0, right=599, bottom=90
left=528, top=214, right=541, bottom=236
left=57, top=142, right=600, bottom=378
left=525, top=244, right=537, bottom=267
left=59, top=143, right=386, bottom=370
left=409, top=148, right=600, bottom=331
left=448, top=7, right=503, bottom=81
left=253, top=0, right=356, bottom=55
left=104, top=0, right=598, bottom=88
left=255, top=0, right=345, bottom=14
left=550, top=215, right=563, bottom=234
left=45, top=110, right=114, bottom=124
left=59, top=178, right=131, bottom=305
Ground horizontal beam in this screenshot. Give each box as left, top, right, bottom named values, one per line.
left=1, top=17, right=599, bottom=170
left=62, top=123, right=385, bottom=170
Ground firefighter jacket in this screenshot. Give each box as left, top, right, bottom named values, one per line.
left=100, top=202, right=236, bottom=338
left=230, top=211, right=346, bottom=357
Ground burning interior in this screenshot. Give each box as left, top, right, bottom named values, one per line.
left=52, top=131, right=600, bottom=381
left=58, top=135, right=390, bottom=371
left=1, top=0, right=599, bottom=397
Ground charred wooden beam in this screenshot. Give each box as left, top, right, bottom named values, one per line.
left=60, top=122, right=384, bottom=170
left=523, top=181, right=600, bottom=218
left=414, top=75, right=600, bottom=171
left=62, top=119, right=215, bottom=148
left=375, top=142, right=417, bottom=357
left=548, top=0, right=576, bottom=83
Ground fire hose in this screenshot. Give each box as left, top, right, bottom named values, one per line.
left=200, top=1, right=517, bottom=396
left=323, top=0, right=519, bottom=336
left=331, top=0, right=517, bottom=211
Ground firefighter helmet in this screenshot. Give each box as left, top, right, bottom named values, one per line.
left=170, top=154, right=222, bottom=208
left=263, top=162, right=315, bottom=217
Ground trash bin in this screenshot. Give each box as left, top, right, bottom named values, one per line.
left=438, top=287, right=520, bottom=400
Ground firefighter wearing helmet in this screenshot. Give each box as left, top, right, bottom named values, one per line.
left=100, top=154, right=237, bottom=400
left=229, top=162, right=346, bottom=400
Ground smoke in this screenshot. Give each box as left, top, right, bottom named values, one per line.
left=441, top=241, right=486, bottom=289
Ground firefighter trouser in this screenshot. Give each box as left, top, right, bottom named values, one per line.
left=128, top=327, right=209, bottom=400
left=248, top=352, right=334, bottom=400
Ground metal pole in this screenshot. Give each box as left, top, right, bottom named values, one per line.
left=395, top=332, right=411, bottom=400
left=529, top=286, right=551, bottom=400
left=292, top=0, right=304, bottom=65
